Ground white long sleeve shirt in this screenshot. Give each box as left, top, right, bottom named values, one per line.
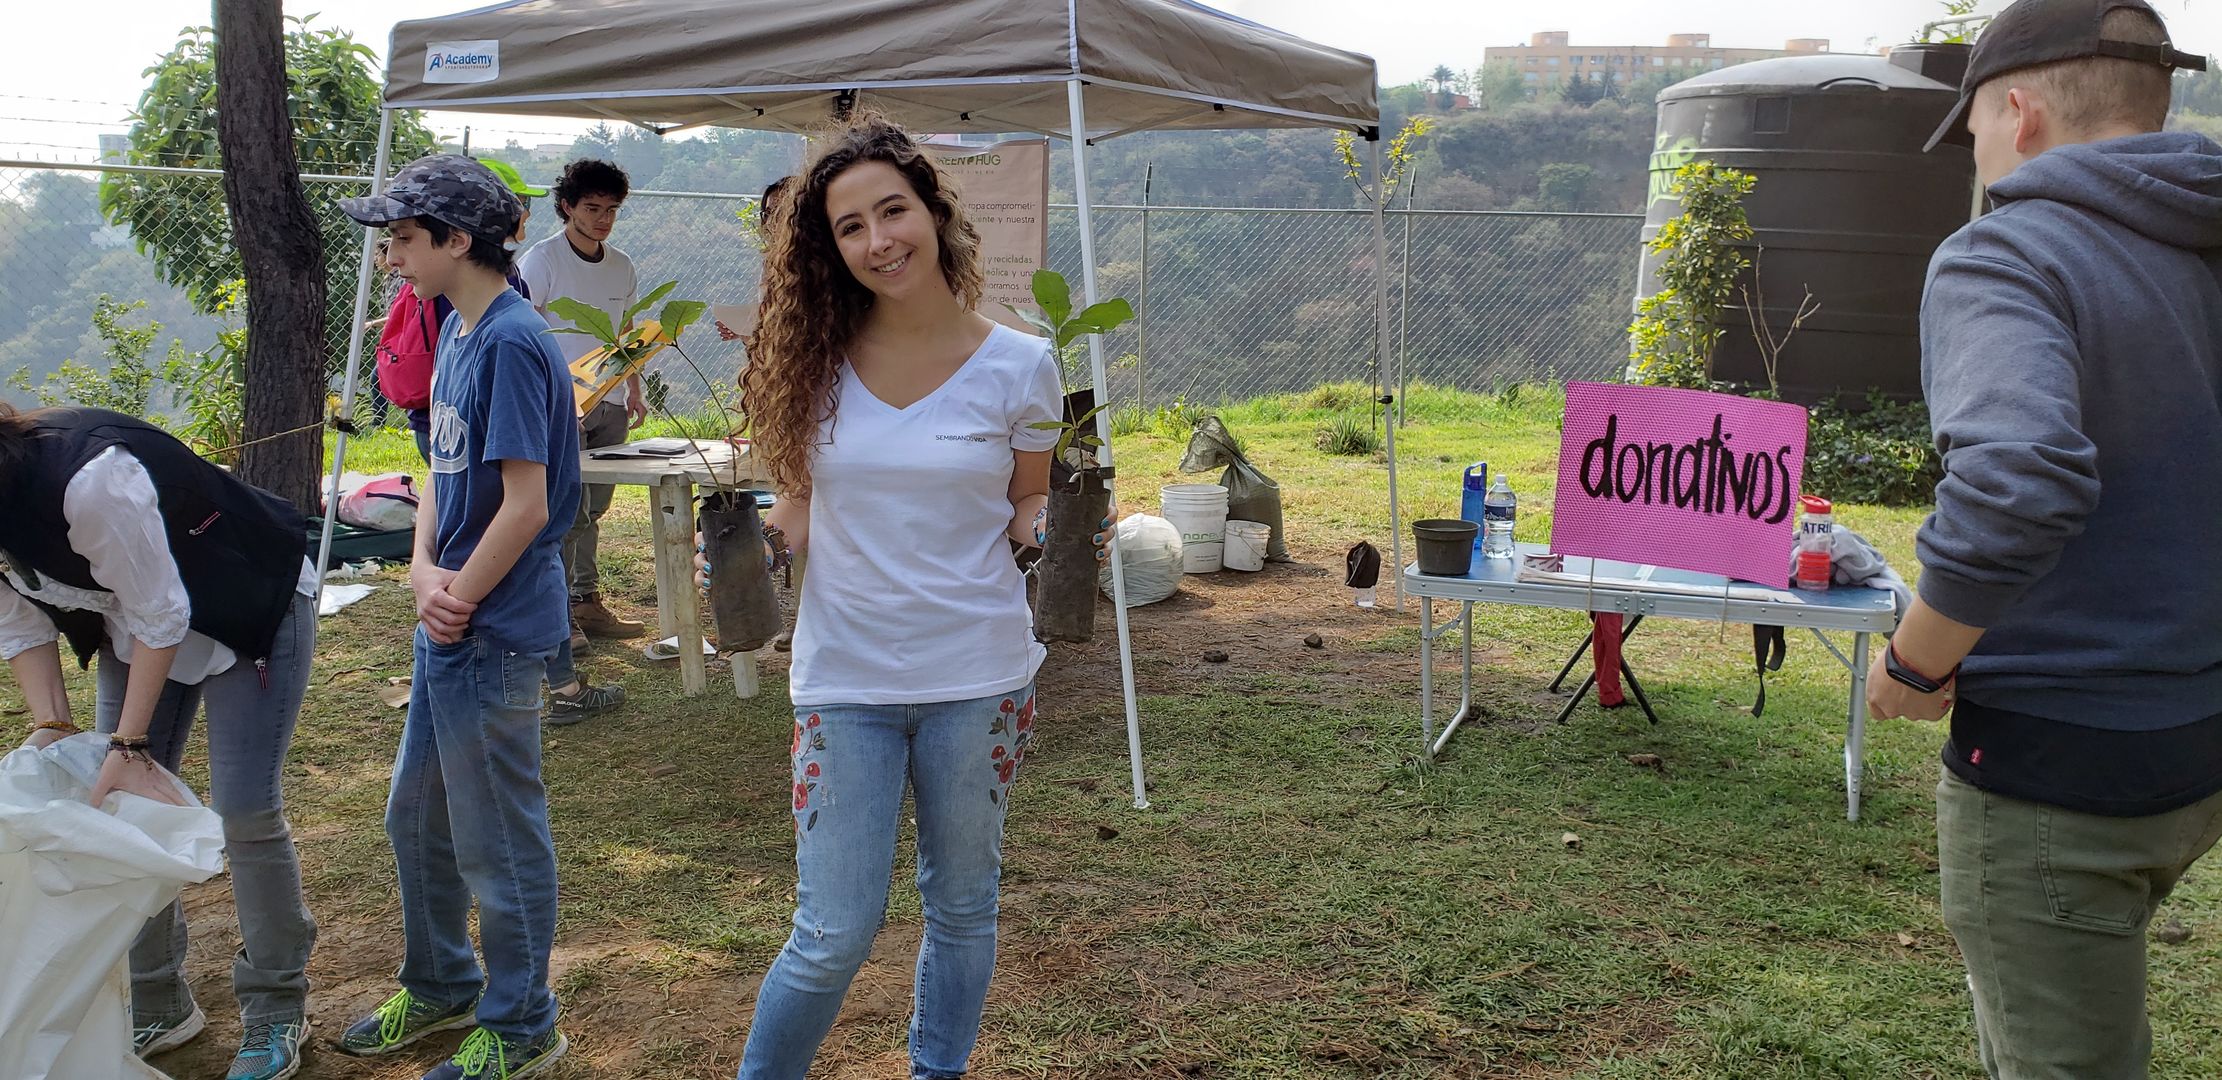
left=0, top=447, right=317, bottom=684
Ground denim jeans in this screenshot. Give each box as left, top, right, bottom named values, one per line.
left=1938, top=768, right=2222, bottom=1079
left=386, top=627, right=561, bottom=1041
left=738, top=686, right=1037, bottom=1080
left=94, top=591, right=319, bottom=1028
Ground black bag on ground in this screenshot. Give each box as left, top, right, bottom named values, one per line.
left=1180, top=417, right=1289, bottom=562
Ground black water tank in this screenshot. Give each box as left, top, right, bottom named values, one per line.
left=1637, top=49, right=1975, bottom=405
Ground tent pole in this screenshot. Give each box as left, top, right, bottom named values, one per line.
left=1373, top=138, right=1403, bottom=611
left=316, top=107, right=394, bottom=584
left=1067, top=79, right=1149, bottom=811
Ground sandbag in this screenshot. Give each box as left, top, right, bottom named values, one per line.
left=0, top=733, right=223, bottom=1080
left=1099, top=514, right=1183, bottom=607
left=1180, top=417, right=1288, bottom=562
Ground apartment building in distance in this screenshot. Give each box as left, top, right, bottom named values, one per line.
left=1484, top=32, right=1832, bottom=91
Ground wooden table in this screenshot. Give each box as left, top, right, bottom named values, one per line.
left=577, top=439, right=774, bottom=698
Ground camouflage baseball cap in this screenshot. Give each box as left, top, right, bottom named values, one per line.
left=339, top=153, right=524, bottom=248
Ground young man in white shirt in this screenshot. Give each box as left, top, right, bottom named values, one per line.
left=517, top=158, right=646, bottom=644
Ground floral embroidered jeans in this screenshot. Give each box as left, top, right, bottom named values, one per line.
left=737, top=686, right=1037, bottom=1080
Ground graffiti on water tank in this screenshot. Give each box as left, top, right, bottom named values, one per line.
left=1647, top=132, right=1701, bottom=210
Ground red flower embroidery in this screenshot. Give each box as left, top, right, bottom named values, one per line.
left=807, top=713, right=821, bottom=728
left=996, top=759, right=1017, bottom=784
left=991, top=745, right=1006, bottom=760
left=793, top=782, right=810, bottom=811
left=804, top=761, right=821, bottom=778
left=791, top=725, right=802, bottom=754
left=1000, top=699, right=1015, bottom=714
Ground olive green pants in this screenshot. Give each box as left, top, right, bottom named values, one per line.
left=1937, top=768, right=2222, bottom=1080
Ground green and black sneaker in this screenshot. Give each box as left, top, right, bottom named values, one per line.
left=335, top=988, right=478, bottom=1057
left=422, top=1026, right=568, bottom=1079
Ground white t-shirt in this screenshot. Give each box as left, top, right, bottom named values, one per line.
left=787, top=322, right=1064, bottom=707
left=517, top=232, right=639, bottom=409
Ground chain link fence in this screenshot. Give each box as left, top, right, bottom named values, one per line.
left=2, top=160, right=1641, bottom=423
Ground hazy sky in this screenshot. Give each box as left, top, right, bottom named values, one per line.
left=3, top=0, right=2214, bottom=159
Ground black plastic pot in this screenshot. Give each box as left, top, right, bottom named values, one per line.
left=699, top=490, right=783, bottom=652
left=1412, top=518, right=1479, bottom=577
left=1035, top=465, right=1113, bottom=644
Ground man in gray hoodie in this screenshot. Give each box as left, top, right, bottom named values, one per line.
left=1868, top=1, right=2221, bottom=1075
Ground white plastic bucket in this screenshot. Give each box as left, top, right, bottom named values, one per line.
left=1222, top=520, right=1269, bottom=572
left=1160, top=483, right=1230, bottom=573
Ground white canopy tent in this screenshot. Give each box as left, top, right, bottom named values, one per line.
left=330, top=0, right=1400, bottom=808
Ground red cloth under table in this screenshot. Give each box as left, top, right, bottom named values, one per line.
left=1592, top=613, right=1626, bottom=707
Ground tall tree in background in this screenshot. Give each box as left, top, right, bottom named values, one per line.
left=1560, top=73, right=1606, bottom=107
left=101, top=17, right=436, bottom=504
left=1429, top=63, right=1459, bottom=110
left=102, top=19, right=435, bottom=313
left=1472, top=61, right=1530, bottom=111
left=211, top=2, right=325, bottom=509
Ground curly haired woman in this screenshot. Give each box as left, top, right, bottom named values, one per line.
left=730, top=113, right=1106, bottom=1080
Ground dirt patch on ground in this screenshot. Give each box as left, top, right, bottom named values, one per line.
left=146, top=541, right=1581, bottom=1079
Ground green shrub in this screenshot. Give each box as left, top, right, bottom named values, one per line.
left=1315, top=413, right=1382, bottom=456
left=1299, top=383, right=1367, bottom=413
left=1804, top=392, right=1941, bottom=507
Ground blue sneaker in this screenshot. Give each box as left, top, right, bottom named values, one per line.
left=421, top=1026, right=568, bottom=1079
left=227, top=1020, right=309, bottom=1080
left=336, top=988, right=479, bottom=1056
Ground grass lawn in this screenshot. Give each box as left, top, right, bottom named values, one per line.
left=16, top=384, right=2219, bottom=1079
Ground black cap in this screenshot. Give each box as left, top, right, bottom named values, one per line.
left=339, top=153, right=525, bottom=249
left=1924, top=0, right=2206, bottom=152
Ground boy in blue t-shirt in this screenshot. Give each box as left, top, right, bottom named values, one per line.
left=338, top=155, right=578, bottom=1080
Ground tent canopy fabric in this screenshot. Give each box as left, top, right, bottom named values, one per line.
left=385, top=0, right=1379, bottom=139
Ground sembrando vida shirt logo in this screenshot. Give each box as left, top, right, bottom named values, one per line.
left=425, top=40, right=500, bottom=83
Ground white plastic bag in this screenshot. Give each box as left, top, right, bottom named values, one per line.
left=1099, top=514, right=1184, bottom=607
left=0, top=733, right=224, bottom=1080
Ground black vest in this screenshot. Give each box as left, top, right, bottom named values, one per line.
left=0, top=409, right=307, bottom=668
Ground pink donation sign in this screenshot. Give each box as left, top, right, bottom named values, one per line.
left=1549, top=382, right=1809, bottom=587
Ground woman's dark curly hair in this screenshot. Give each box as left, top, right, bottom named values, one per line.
left=739, top=113, right=983, bottom=498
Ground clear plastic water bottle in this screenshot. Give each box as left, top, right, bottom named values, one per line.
left=1482, top=475, right=1516, bottom=559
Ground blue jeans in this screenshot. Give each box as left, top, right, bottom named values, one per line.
left=387, top=628, right=561, bottom=1041
left=738, top=686, right=1038, bottom=1080
left=95, top=592, right=318, bottom=1027
left=418, top=422, right=577, bottom=691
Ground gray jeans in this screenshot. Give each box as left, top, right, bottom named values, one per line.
left=1939, top=768, right=2222, bottom=1079
left=95, top=591, right=319, bottom=1027
left=562, top=399, right=628, bottom=601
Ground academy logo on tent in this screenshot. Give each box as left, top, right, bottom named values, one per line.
left=425, top=40, right=500, bottom=83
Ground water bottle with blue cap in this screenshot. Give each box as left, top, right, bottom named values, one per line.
left=1460, top=462, right=1489, bottom=543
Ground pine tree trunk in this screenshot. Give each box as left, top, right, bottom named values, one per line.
left=214, top=0, right=328, bottom=511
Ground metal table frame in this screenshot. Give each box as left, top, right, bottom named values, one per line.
left=1406, top=544, right=1899, bottom=821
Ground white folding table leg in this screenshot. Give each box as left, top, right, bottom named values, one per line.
left=1845, top=631, right=1871, bottom=821
left=1419, top=594, right=1435, bottom=752
left=1427, top=601, right=1479, bottom=759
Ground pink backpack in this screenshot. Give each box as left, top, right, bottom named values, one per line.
left=337, top=474, right=420, bottom=532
